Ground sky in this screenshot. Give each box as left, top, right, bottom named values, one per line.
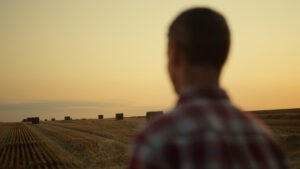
left=0, top=0, right=300, bottom=122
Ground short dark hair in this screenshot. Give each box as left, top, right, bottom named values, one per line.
left=168, top=7, right=230, bottom=70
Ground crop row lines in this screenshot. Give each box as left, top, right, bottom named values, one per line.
left=0, top=123, right=79, bottom=169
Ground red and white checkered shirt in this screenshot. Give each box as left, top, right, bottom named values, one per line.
left=128, top=87, right=288, bottom=169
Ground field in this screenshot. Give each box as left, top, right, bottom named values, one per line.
left=0, top=109, right=299, bottom=169
left=252, top=109, right=300, bottom=169
left=0, top=118, right=146, bottom=169
left=0, top=123, right=80, bottom=169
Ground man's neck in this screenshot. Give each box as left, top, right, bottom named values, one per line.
left=178, top=67, right=221, bottom=94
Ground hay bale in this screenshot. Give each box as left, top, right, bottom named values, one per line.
left=26, top=117, right=34, bottom=122
left=64, top=116, right=72, bottom=120
left=98, top=115, right=104, bottom=119
left=115, top=113, right=124, bottom=120
left=22, top=118, right=32, bottom=122
left=51, top=118, right=55, bottom=121
left=31, top=117, right=40, bottom=124
left=24, top=117, right=39, bottom=124
left=146, top=111, right=163, bottom=121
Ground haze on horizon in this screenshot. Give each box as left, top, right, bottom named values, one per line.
left=1, top=0, right=300, bottom=122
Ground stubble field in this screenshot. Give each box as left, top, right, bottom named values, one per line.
left=0, top=109, right=299, bottom=169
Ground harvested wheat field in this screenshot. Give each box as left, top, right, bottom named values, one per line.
left=0, top=110, right=299, bottom=169
left=252, top=109, right=300, bottom=169
left=0, top=123, right=80, bottom=169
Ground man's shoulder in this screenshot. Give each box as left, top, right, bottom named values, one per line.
left=137, top=99, right=226, bottom=137
left=135, top=103, right=210, bottom=145
left=136, top=98, right=275, bottom=142
left=139, top=112, right=176, bottom=136
left=132, top=112, right=176, bottom=149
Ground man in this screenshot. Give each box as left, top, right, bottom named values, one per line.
left=129, top=7, right=287, bottom=169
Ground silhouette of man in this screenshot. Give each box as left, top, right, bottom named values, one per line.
left=129, top=7, right=287, bottom=169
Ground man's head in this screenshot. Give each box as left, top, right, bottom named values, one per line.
left=167, top=7, right=230, bottom=94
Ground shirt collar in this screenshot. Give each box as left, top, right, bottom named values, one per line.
left=177, top=86, right=230, bottom=105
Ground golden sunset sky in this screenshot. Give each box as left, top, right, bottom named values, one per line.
left=1, top=0, right=300, bottom=122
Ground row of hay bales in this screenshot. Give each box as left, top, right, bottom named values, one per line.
left=112, top=111, right=163, bottom=121
left=22, top=111, right=164, bottom=124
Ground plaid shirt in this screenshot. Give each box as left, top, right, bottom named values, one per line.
left=128, top=87, right=288, bottom=169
